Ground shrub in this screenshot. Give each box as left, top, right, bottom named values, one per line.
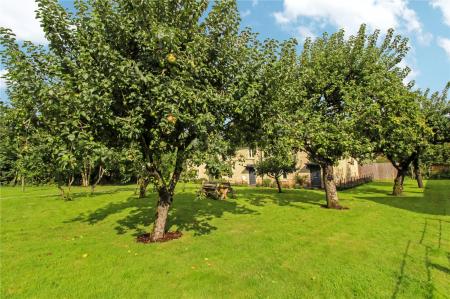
left=295, top=174, right=308, bottom=186
left=429, top=170, right=450, bottom=179
left=262, top=178, right=272, bottom=187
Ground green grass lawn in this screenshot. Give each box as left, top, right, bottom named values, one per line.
left=1, top=180, right=449, bottom=298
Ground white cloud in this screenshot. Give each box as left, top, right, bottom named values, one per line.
left=297, top=26, right=316, bottom=41
left=438, top=37, right=450, bottom=59
left=273, top=0, right=430, bottom=43
left=0, top=69, right=8, bottom=89
left=405, top=68, right=420, bottom=83
left=0, top=0, right=47, bottom=44
left=241, top=9, right=251, bottom=18
left=431, top=0, right=450, bottom=27
left=252, top=0, right=259, bottom=7
left=398, top=55, right=420, bottom=84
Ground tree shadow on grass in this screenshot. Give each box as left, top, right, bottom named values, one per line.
left=352, top=180, right=449, bottom=216
left=392, top=217, right=450, bottom=298
left=358, top=195, right=446, bottom=216
left=48, top=186, right=136, bottom=201
left=236, top=187, right=325, bottom=208
left=68, top=192, right=257, bottom=237
left=391, top=240, right=411, bottom=299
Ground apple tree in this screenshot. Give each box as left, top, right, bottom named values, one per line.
left=14, top=0, right=261, bottom=240
left=289, top=25, right=411, bottom=206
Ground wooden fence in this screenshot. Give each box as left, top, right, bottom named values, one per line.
left=336, top=175, right=373, bottom=190
left=430, top=164, right=450, bottom=175
left=359, top=162, right=397, bottom=180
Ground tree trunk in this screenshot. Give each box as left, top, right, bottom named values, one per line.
left=413, top=158, right=423, bottom=188
left=322, top=164, right=340, bottom=209
left=275, top=176, right=282, bottom=193
left=90, top=165, right=105, bottom=194
left=58, top=186, right=65, bottom=198
left=66, top=175, right=74, bottom=200
left=21, top=176, right=25, bottom=192
left=138, top=177, right=149, bottom=198
left=150, top=189, right=172, bottom=241
left=392, top=169, right=405, bottom=196
left=12, top=172, right=18, bottom=186
left=81, top=163, right=91, bottom=187
left=143, top=141, right=190, bottom=241
left=148, top=156, right=183, bottom=241
left=81, top=173, right=87, bottom=187
left=139, top=184, right=147, bottom=198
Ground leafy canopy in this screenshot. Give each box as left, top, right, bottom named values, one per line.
left=289, top=25, right=410, bottom=167
left=1, top=0, right=260, bottom=196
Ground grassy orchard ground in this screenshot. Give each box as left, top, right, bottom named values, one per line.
left=1, top=180, right=449, bottom=298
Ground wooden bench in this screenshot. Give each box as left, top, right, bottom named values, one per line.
left=198, top=181, right=236, bottom=200
left=220, top=182, right=236, bottom=199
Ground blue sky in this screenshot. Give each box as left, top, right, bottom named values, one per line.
left=1, top=0, right=449, bottom=100
left=237, top=0, right=450, bottom=93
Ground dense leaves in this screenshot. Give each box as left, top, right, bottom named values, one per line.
left=1, top=0, right=263, bottom=239
left=286, top=25, right=414, bottom=204
left=255, top=149, right=297, bottom=193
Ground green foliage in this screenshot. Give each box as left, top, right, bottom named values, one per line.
left=290, top=25, right=411, bottom=168
left=262, top=178, right=272, bottom=187
left=204, top=160, right=234, bottom=180
left=422, top=143, right=450, bottom=167
left=191, top=135, right=236, bottom=180
left=256, top=149, right=297, bottom=182
left=180, top=168, right=198, bottom=183
left=232, top=38, right=299, bottom=147
left=294, top=174, right=307, bottom=186
left=0, top=102, right=54, bottom=185
left=418, top=83, right=450, bottom=167
left=242, top=38, right=299, bottom=192
left=422, top=82, right=450, bottom=145
left=1, top=0, right=265, bottom=237
left=0, top=13, right=118, bottom=191
left=1, top=0, right=259, bottom=198
left=361, top=80, right=443, bottom=179
left=377, top=90, right=430, bottom=167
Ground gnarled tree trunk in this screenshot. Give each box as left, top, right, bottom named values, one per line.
left=139, top=183, right=147, bottom=198
left=389, top=154, right=416, bottom=196
left=392, top=168, right=406, bottom=196
left=138, top=177, right=150, bottom=198
left=413, top=158, right=423, bottom=188
left=147, top=152, right=184, bottom=241
left=142, top=136, right=192, bottom=241
left=322, top=164, right=340, bottom=209
left=150, top=188, right=172, bottom=241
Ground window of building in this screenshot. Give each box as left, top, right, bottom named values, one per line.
left=282, top=172, right=287, bottom=179
left=249, top=147, right=255, bottom=158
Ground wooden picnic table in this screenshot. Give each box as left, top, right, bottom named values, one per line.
left=199, top=181, right=235, bottom=200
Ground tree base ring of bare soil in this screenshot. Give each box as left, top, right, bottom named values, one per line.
left=320, top=204, right=349, bottom=210
left=136, top=231, right=183, bottom=243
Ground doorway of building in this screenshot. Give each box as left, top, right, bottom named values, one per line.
left=308, top=164, right=322, bottom=188
left=248, top=167, right=257, bottom=185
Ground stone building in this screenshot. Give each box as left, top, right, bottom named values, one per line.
left=196, top=147, right=360, bottom=188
